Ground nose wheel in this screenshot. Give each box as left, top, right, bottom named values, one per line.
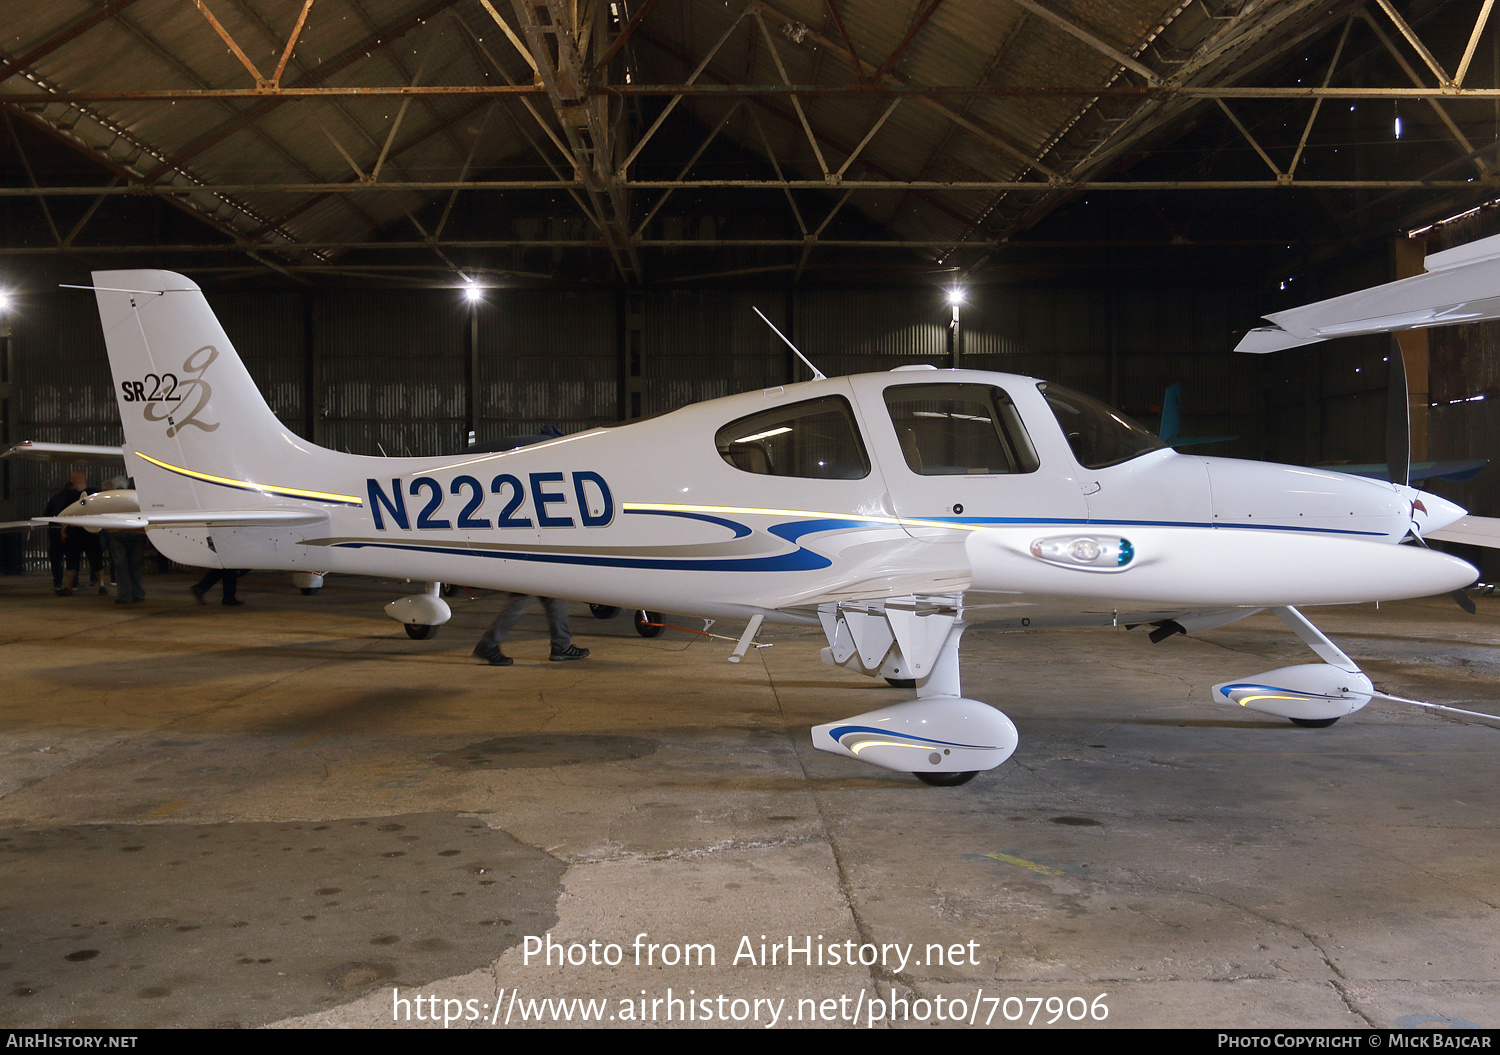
left=916, top=771, right=978, bottom=787
left=634, top=610, right=664, bottom=638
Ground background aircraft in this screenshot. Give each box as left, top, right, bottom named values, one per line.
left=26, top=270, right=1490, bottom=786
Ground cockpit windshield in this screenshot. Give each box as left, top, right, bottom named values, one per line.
left=1038, top=382, right=1166, bottom=470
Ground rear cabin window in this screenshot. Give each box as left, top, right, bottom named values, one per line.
left=715, top=396, right=870, bottom=480
left=883, top=383, right=1040, bottom=475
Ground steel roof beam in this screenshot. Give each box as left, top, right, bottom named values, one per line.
left=4, top=178, right=1495, bottom=198
left=1004, top=0, right=1159, bottom=85
left=21, top=83, right=1500, bottom=101
left=509, top=0, right=639, bottom=281
left=0, top=0, right=143, bottom=86
left=140, top=0, right=461, bottom=180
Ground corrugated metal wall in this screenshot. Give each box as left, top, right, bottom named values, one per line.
left=478, top=290, right=616, bottom=441
left=645, top=290, right=789, bottom=413
left=6, top=295, right=122, bottom=572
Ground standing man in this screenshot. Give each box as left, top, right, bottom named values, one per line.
left=43, top=472, right=86, bottom=595
left=472, top=595, right=589, bottom=665
left=47, top=472, right=106, bottom=596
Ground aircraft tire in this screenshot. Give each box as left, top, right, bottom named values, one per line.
left=884, top=677, right=917, bottom=688
left=589, top=604, right=621, bottom=619
left=916, top=771, right=978, bottom=787
left=404, top=623, right=438, bottom=640
left=634, top=610, right=664, bottom=638
left=300, top=587, right=319, bottom=596
left=1289, top=716, right=1339, bottom=728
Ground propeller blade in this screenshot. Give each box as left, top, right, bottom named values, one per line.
left=1387, top=335, right=1411, bottom=487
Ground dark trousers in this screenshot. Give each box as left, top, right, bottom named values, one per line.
left=64, top=531, right=103, bottom=582
left=110, top=533, right=147, bottom=603
left=194, top=568, right=242, bottom=601
left=477, top=594, right=571, bottom=652
left=48, top=531, right=64, bottom=588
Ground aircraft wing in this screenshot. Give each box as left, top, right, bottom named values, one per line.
left=1323, top=459, right=1488, bottom=483
left=963, top=525, right=1473, bottom=608
left=1236, top=231, right=1500, bottom=352
left=35, top=509, right=330, bottom=530
left=1, top=440, right=126, bottom=463
left=1425, top=515, right=1500, bottom=550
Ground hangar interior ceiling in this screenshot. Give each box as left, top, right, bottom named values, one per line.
left=1, top=0, right=1497, bottom=287
left=3, top=0, right=1500, bottom=573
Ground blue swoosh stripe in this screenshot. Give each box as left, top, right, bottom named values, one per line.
left=331, top=540, right=831, bottom=572
left=828, top=724, right=997, bottom=751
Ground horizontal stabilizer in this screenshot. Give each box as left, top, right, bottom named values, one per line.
left=1425, top=515, right=1500, bottom=550
left=1, top=440, right=125, bottom=463
left=36, top=509, right=329, bottom=531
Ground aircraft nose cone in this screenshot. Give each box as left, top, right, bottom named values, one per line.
left=1406, top=487, right=1467, bottom=536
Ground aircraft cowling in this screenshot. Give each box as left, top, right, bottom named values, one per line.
left=1202, top=458, right=1412, bottom=538
left=1212, top=663, right=1373, bottom=722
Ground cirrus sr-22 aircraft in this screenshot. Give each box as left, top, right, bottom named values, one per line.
left=34, top=266, right=1499, bottom=787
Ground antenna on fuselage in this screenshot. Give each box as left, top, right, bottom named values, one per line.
left=752, top=306, right=826, bottom=381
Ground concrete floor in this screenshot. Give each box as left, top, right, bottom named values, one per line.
left=1, top=571, right=1497, bottom=1029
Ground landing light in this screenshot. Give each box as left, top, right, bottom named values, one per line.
left=1029, top=534, right=1134, bottom=570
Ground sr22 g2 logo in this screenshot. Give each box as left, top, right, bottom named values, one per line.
left=119, top=345, right=219, bottom=437
left=368, top=472, right=614, bottom=531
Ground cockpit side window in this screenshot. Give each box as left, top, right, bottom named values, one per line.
left=882, top=383, right=1040, bottom=475
left=715, top=396, right=870, bottom=480
left=1038, top=382, right=1165, bottom=469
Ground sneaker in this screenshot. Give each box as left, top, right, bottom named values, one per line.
left=191, top=586, right=207, bottom=604
left=97, top=585, right=109, bottom=596
left=486, top=650, right=514, bottom=666
left=549, top=644, right=590, bottom=662
left=222, top=598, right=246, bottom=607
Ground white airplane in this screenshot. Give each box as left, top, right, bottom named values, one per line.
left=35, top=269, right=1491, bottom=787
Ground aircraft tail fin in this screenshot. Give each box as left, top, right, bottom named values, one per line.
left=1158, top=382, right=1181, bottom=443
left=92, top=270, right=358, bottom=565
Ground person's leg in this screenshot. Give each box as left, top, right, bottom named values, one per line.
left=542, top=597, right=588, bottom=660
left=220, top=570, right=242, bottom=604
left=84, top=534, right=105, bottom=592
left=62, top=536, right=82, bottom=595
left=475, top=593, right=532, bottom=661
left=192, top=569, right=223, bottom=602
left=126, top=535, right=147, bottom=602
left=540, top=597, right=572, bottom=651
left=110, top=535, right=131, bottom=603
left=48, top=532, right=65, bottom=591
